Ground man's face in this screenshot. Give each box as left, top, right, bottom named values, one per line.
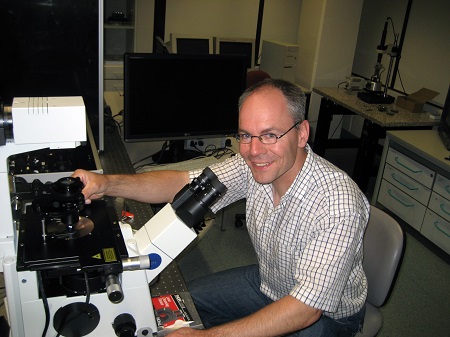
left=238, top=88, right=309, bottom=192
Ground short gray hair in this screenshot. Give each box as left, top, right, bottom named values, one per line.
left=238, top=78, right=306, bottom=124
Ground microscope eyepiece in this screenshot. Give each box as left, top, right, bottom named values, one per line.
left=171, top=167, right=227, bottom=227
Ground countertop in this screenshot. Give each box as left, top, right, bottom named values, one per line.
left=313, top=87, right=439, bottom=128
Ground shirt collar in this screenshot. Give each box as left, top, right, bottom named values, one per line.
left=282, top=143, right=315, bottom=203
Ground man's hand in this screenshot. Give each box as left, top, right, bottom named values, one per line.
left=72, top=169, right=108, bottom=204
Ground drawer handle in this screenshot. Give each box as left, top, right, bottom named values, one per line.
left=445, top=185, right=450, bottom=195
left=387, top=189, right=414, bottom=207
left=433, top=221, right=450, bottom=238
left=439, top=203, right=450, bottom=216
left=394, top=157, right=422, bottom=174
left=391, top=173, right=419, bottom=191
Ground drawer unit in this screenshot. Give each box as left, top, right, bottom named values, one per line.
left=378, top=180, right=426, bottom=231
left=386, top=147, right=435, bottom=188
left=422, top=210, right=450, bottom=254
left=382, top=164, right=431, bottom=205
left=373, top=130, right=450, bottom=255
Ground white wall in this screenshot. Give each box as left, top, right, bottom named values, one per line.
left=297, top=0, right=364, bottom=141
left=164, top=0, right=302, bottom=60
left=135, top=0, right=155, bottom=53
left=353, top=0, right=450, bottom=106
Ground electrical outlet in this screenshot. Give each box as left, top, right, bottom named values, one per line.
left=184, top=138, right=227, bottom=152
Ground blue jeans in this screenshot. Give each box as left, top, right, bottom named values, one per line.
left=187, top=264, right=365, bottom=337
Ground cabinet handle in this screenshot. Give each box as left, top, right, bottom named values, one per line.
left=439, top=203, right=450, bottom=216
left=433, top=221, right=450, bottom=238
left=391, top=173, right=419, bottom=191
left=445, top=185, right=450, bottom=195
left=387, top=189, right=414, bottom=207
left=394, top=157, right=422, bottom=174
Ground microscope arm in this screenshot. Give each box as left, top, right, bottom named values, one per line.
left=125, top=167, right=227, bottom=282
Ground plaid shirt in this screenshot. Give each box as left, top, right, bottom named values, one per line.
left=189, top=144, right=369, bottom=319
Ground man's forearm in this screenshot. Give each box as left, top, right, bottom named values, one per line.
left=169, top=295, right=322, bottom=337
left=104, top=170, right=189, bottom=204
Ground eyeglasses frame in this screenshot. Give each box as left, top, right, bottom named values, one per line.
left=235, top=121, right=301, bottom=145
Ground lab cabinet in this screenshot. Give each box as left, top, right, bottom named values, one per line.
left=104, top=0, right=137, bottom=62
left=372, top=130, right=450, bottom=254
left=104, top=0, right=153, bottom=91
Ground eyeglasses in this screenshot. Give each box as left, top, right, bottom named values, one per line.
left=235, top=121, right=301, bottom=144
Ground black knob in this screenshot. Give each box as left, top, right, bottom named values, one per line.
left=113, top=313, right=136, bottom=337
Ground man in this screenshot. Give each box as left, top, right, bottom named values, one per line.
left=73, top=79, right=369, bottom=336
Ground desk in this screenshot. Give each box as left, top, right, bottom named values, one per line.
left=312, top=87, right=439, bottom=192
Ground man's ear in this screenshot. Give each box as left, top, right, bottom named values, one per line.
left=298, top=120, right=310, bottom=147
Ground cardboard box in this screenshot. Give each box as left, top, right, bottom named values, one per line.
left=396, top=88, right=439, bottom=113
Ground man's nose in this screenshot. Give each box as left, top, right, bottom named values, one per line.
left=249, top=137, right=266, bottom=156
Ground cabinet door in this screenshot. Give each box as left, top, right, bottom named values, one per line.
left=422, top=210, right=450, bottom=254
left=378, top=180, right=426, bottom=231
left=386, top=147, right=435, bottom=189
left=382, top=164, right=431, bottom=205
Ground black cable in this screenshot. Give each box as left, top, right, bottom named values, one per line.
left=150, top=141, right=170, bottom=165
left=329, top=116, right=344, bottom=140
left=396, top=67, right=406, bottom=93
left=387, top=17, right=397, bottom=40
left=84, top=273, right=91, bottom=306
left=37, top=271, right=51, bottom=337
left=132, top=141, right=169, bottom=167
left=205, top=147, right=235, bottom=159
left=55, top=272, right=91, bottom=337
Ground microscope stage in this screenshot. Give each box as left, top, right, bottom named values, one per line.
left=16, top=200, right=127, bottom=273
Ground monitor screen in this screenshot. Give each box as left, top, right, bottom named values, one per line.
left=124, top=53, right=247, bottom=145
left=169, top=34, right=213, bottom=55
left=177, top=38, right=211, bottom=55
left=216, top=38, right=255, bottom=69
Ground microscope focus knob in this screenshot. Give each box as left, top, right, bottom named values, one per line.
left=106, top=274, right=124, bottom=303
left=113, top=313, right=136, bottom=337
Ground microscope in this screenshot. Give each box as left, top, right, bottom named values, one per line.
left=1, top=97, right=226, bottom=336
left=358, top=17, right=398, bottom=104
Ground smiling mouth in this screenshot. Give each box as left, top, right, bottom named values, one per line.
left=253, top=161, right=272, bottom=168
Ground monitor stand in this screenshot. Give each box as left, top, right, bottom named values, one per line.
left=152, top=140, right=202, bottom=164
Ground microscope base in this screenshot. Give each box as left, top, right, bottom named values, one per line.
left=357, top=90, right=395, bottom=104
left=6, top=265, right=157, bottom=336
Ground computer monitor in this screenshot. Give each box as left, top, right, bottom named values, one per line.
left=168, top=33, right=213, bottom=54
left=214, top=37, right=256, bottom=69
left=123, top=53, right=247, bottom=163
